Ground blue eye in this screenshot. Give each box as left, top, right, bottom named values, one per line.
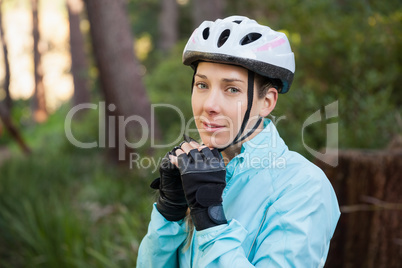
left=228, top=87, right=240, bottom=93
left=196, top=83, right=207, bottom=89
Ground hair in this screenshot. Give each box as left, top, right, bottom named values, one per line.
left=183, top=211, right=194, bottom=252
left=254, top=73, right=283, bottom=98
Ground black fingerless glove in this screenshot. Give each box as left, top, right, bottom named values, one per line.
left=150, top=149, right=188, bottom=221
left=177, top=147, right=227, bottom=231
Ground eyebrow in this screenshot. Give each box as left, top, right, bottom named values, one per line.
left=195, top=74, right=208, bottom=79
left=195, top=73, right=245, bottom=84
left=222, top=78, right=245, bottom=83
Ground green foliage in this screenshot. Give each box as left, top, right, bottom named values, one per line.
left=146, top=41, right=197, bottom=143
left=0, top=108, right=154, bottom=267
left=1, top=1, right=400, bottom=266
left=127, top=0, right=159, bottom=40
left=137, top=0, right=401, bottom=161
left=227, top=0, right=401, bottom=153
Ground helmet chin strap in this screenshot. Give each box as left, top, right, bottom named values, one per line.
left=217, top=70, right=262, bottom=152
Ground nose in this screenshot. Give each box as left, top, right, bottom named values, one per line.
left=203, top=88, right=221, bottom=115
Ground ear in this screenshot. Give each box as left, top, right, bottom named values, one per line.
left=259, top=87, right=278, bottom=117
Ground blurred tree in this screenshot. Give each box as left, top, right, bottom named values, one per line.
left=0, top=0, right=11, bottom=111
left=191, top=0, right=226, bottom=27
left=0, top=102, right=31, bottom=155
left=67, top=0, right=90, bottom=108
left=158, top=0, right=178, bottom=53
left=146, top=41, right=194, bottom=143
left=31, top=0, right=47, bottom=123
left=125, top=0, right=164, bottom=71
left=225, top=0, right=260, bottom=19
left=84, top=0, right=160, bottom=161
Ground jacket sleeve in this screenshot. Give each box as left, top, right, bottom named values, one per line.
left=196, top=219, right=255, bottom=267
left=249, top=173, right=340, bottom=267
left=194, top=173, right=340, bottom=267
left=136, top=204, right=187, bottom=268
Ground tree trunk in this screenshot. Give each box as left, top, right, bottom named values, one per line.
left=31, top=0, right=47, bottom=123
left=317, top=146, right=402, bottom=268
left=84, top=0, right=160, bottom=161
left=158, top=0, right=178, bottom=53
left=0, top=102, right=31, bottom=155
left=0, top=0, right=11, bottom=111
left=67, top=0, right=90, bottom=108
left=192, top=0, right=226, bottom=28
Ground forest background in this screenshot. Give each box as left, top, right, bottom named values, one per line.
left=0, top=0, right=400, bottom=267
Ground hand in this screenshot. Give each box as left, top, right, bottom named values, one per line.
left=150, top=148, right=188, bottom=221
left=170, top=140, right=227, bottom=231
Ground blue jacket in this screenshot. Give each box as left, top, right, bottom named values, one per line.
left=137, top=119, right=340, bottom=267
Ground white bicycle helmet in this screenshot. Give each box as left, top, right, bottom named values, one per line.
left=183, top=15, right=295, bottom=93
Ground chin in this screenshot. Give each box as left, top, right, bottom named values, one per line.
left=200, top=134, right=231, bottom=149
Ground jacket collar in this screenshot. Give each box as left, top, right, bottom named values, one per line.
left=225, top=118, right=288, bottom=179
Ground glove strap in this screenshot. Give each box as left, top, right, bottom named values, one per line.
left=191, top=205, right=227, bottom=231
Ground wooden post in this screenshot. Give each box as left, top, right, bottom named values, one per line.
left=317, top=143, right=402, bottom=268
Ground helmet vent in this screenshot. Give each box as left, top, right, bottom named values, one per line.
left=233, top=20, right=242, bottom=24
left=217, top=29, right=231, bottom=48
left=240, top=33, right=262, bottom=45
left=202, top=27, right=210, bottom=40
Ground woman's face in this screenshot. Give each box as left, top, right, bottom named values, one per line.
left=191, top=62, right=269, bottom=149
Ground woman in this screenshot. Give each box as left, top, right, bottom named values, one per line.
left=137, top=16, right=340, bottom=267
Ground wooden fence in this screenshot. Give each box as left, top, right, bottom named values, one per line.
left=317, top=146, right=402, bottom=268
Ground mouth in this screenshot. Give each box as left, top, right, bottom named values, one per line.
left=201, top=121, right=226, bottom=132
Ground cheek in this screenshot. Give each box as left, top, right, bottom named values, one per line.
left=191, top=95, right=199, bottom=115
left=232, top=100, right=248, bottom=119
left=251, top=98, right=266, bottom=117
left=191, top=93, right=206, bottom=116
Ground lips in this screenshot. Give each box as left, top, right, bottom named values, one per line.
left=201, top=121, right=225, bottom=132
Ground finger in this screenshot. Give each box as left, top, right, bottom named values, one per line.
left=189, top=148, right=202, bottom=161
left=189, top=140, right=200, bottom=149
left=161, top=152, right=175, bottom=170
left=180, top=142, right=195, bottom=154
left=211, top=148, right=222, bottom=158
left=177, top=153, right=191, bottom=173
left=171, top=146, right=181, bottom=156
left=169, top=154, right=179, bottom=168
left=150, top=177, right=160, bottom=189
left=200, top=147, right=215, bottom=160
left=198, top=145, right=208, bottom=151
left=175, top=149, right=185, bottom=156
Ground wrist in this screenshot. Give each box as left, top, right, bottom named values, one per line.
left=156, top=195, right=188, bottom=222
left=190, top=205, right=227, bottom=231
